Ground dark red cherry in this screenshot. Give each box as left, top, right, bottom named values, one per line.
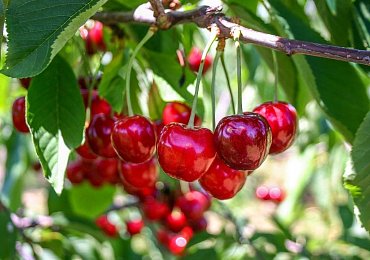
left=167, top=234, right=188, bottom=255
left=120, top=176, right=156, bottom=199
left=189, top=216, right=207, bottom=232
left=111, top=115, right=156, bottom=163
left=81, top=89, right=111, bottom=117
left=126, top=219, right=144, bottom=236
left=12, top=97, right=29, bottom=133
left=157, top=123, right=216, bottom=182
left=86, top=114, right=116, bottom=158
left=66, top=160, right=85, bottom=184
left=162, top=102, right=201, bottom=126
left=165, top=209, right=187, bottom=232
left=253, top=101, right=298, bottom=154
left=199, top=155, right=247, bottom=200
left=214, top=113, right=272, bottom=171
left=97, top=158, right=120, bottom=184
left=76, top=138, right=98, bottom=160
left=119, top=157, right=158, bottom=188
left=19, top=78, right=31, bottom=89
left=176, top=191, right=209, bottom=220
left=187, top=47, right=212, bottom=74
left=143, top=198, right=170, bottom=221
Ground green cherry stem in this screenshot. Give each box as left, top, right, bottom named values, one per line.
left=220, top=53, right=236, bottom=115
left=125, top=28, right=155, bottom=116
left=187, top=29, right=218, bottom=128
left=234, top=29, right=243, bottom=115
left=211, top=51, right=221, bottom=131
left=272, top=50, right=279, bottom=102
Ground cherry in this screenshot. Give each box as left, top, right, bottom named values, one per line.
left=167, top=234, right=188, bottom=255
left=120, top=176, right=156, bottom=199
left=76, top=138, right=98, bottom=160
left=253, top=101, right=298, bottom=154
left=162, top=102, right=201, bottom=126
left=19, top=78, right=31, bottom=89
left=97, top=158, right=120, bottom=184
left=111, top=115, right=156, bottom=163
left=66, top=160, right=85, bottom=184
left=81, top=89, right=111, bottom=117
left=255, top=186, right=270, bottom=201
left=269, top=187, right=285, bottom=203
left=189, top=216, right=207, bottom=232
left=214, top=113, right=272, bottom=170
left=157, top=123, right=216, bottom=182
left=199, top=155, right=247, bottom=200
left=119, top=157, right=158, bottom=188
left=165, top=209, right=187, bottom=232
left=126, top=219, right=144, bottom=236
left=176, top=191, right=209, bottom=220
left=142, top=198, right=170, bottom=221
left=82, top=21, right=106, bottom=55
left=95, top=215, right=118, bottom=237
left=187, top=47, right=212, bottom=74
left=12, top=97, right=29, bottom=133
left=180, top=226, right=194, bottom=241
left=86, top=114, right=116, bottom=158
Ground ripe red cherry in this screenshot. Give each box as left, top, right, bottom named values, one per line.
left=168, top=234, right=188, bottom=255
left=162, top=102, right=201, bottom=126
left=19, top=78, right=31, bottom=89
left=176, top=191, right=209, bottom=220
left=111, top=115, right=156, bottom=163
left=156, top=228, right=171, bottom=246
left=143, top=198, right=170, bottom=221
left=214, top=113, right=272, bottom=171
left=255, top=186, right=270, bottom=201
left=187, top=47, right=212, bottom=74
left=97, top=158, right=120, bottom=184
left=95, top=215, right=118, bottom=237
left=120, top=176, right=156, bottom=199
left=126, top=219, right=144, bottom=236
left=157, top=123, right=216, bottom=182
left=253, top=101, right=298, bottom=154
left=82, top=21, right=106, bottom=55
left=165, top=209, right=187, bottom=232
left=119, top=157, right=158, bottom=188
left=199, top=156, right=247, bottom=200
left=66, top=160, right=85, bottom=184
left=189, top=216, right=207, bottom=232
left=86, top=114, right=116, bottom=158
left=76, top=139, right=98, bottom=160
left=269, top=187, right=285, bottom=203
left=81, top=90, right=111, bottom=117
left=12, top=97, right=29, bottom=133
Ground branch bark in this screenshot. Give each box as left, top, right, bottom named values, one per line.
left=92, top=5, right=370, bottom=66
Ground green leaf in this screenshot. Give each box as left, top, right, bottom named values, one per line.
left=346, top=111, right=370, bottom=232
left=224, top=0, right=259, bottom=12
left=68, top=182, right=115, bottom=219
left=0, top=209, right=17, bottom=259
left=148, top=81, right=166, bottom=120
left=0, top=0, right=7, bottom=62
left=27, top=56, right=85, bottom=194
left=2, top=0, right=107, bottom=78
left=326, top=0, right=337, bottom=15
left=269, top=0, right=369, bottom=142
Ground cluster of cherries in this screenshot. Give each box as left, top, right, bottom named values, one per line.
left=95, top=186, right=211, bottom=255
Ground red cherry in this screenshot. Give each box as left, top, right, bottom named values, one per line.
left=255, top=186, right=270, bottom=201
left=81, top=90, right=111, bottom=117
left=143, top=198, right=170, bottom=221
left=165, top=209, right=187, bottom=232
left=19, top=78, right=31, bottom=89
left=269, top=187, right=285, bottom=203
left=12, top=97, right=29, bottom=133
left=86, top=114, right=116, bottom=158
left=76, top=139, right=98, bottom=160
left=154, top=119, right=164, bottom=138
left=111, top=115, right=156, bottom=163
left=126, top=219, right=144, bottom=235
left=189, top=216, right=207, bottom=232
left=119, top=157, right=158, bottom=188
left=168, top=234, right=188, bottom=255
left=180, top=226, right=194, bottom=241
left=214, top=113, right=272, bottom=170
left=199, top=155, right=247, bottom=200
left=120, top=176, right=156, bottom=199
left=187, top=47, right=212, bottom=74
left=97, top=158, right=120, bottom=184
left=157, top=229, right=171, bottom=245
left=176, top=191, right=209, bottom=220
left=157, top=123, right=216, bottom=182
left=95, top=215, right=118, bottom=237
left=83, top=21, right=106, bottom=55
left=95, top=215, right=109, bottom=228
left=81, top=160, right=105, bottom=187
left=253, top=101, right=298, bottom=154
left=162, top=102, right=202, bottom=126
left=66, top=160, right=85, bottom=184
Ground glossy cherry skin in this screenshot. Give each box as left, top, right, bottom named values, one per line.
left=165, top=209, right=187, bottom=232
left=120, top=176, right=156, bottom=199
left=143, top=198, right=170, bottom=221
left=12, top=97, right=29, bottom=133
left=86, top=114, right=116, bottom=158
left=111, top=115, right=156, bottom=163
left=162, top=102, right=201, bottom=126
left=269, top=187, right=285, bottom=203
left=214, top=113, right=272, bottom=171
left=157, top=123, right=216, bottom=182
left=199, top=156, right=247, bottom=200
left=253, top=101, right=298, bottom=154
left=187, top=47, right=212, bottom=74
left=126, top=220, right=144, bottom=236
left=176, top=191, right=209, bottom=220
left=119, top=157, right=158, bottom=188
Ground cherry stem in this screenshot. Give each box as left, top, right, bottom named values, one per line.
left=211, top=51, right=221, bottom=131
left=220, top=53, right=236, bottom=115
left=234, top=29, right=243, bottom=114
left=125, top=28, right=155, bottom=116
left=180, top=180, right=190, bottom=194
left=272, top=50, right=279, bottom=102
left=187, top=29, right=218, bottom=128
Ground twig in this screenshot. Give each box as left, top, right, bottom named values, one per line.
left=92, top=5, right=370, bottom=66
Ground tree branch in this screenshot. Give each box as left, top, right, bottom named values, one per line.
left=92, top=5, right=370, bottom=66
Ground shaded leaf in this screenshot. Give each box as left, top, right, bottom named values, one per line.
left=148, top=81, right=166, bottom=120
left=0, top=209, right=17, bottom=259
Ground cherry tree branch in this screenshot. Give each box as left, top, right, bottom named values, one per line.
left=92, top=5, right=370, bottom=66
